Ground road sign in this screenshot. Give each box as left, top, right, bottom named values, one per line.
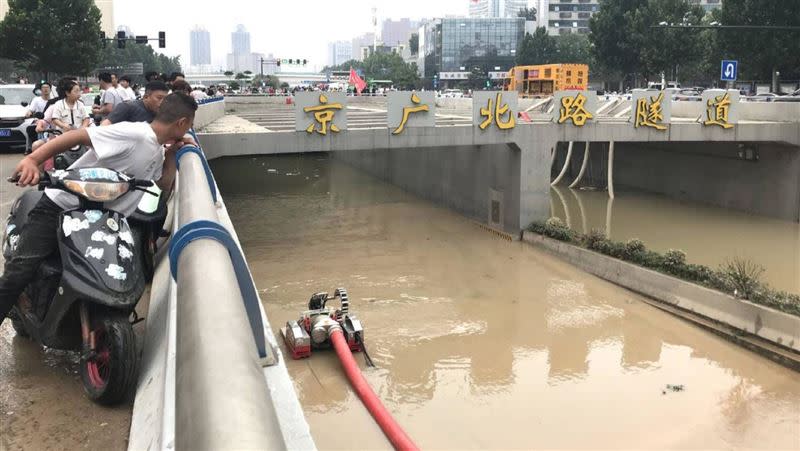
left=721, top=60, right=738, bottom=81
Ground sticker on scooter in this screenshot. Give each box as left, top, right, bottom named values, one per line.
left=105, top=264, right=127, bottom=281
left=119, top=230, right=134, bottom=245
left=84, top=247, right=104, bottom=260
left=84, top=210, right=103, bottom=224
left=107, top=218, right=119, bottom=232
left=91, top=231, right=116, bottom=245
left=63, top=216, right=90, bottom=237
left=79, top=168, right=119, bottom=181
left=118, top=244, right=133, bottom=260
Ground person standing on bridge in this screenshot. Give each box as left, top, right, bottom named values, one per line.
left=0, top=93, right=198, bottom=328
left=101, top=81, right=169, bottom=125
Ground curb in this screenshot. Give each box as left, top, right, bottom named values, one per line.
left=522, top=231, right=800, bottom=369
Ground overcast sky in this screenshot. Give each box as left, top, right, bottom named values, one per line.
left=114, top=0, right=476, bottom=72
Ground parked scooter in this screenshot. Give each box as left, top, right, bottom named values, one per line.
left=2, top=168, right=158, bottom=404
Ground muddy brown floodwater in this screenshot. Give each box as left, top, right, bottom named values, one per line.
left=0, top=153, right=132, bottom=451
left=213, top=154, right=800, bottom=450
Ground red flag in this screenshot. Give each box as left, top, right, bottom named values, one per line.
left=349, top=67, right=366, bottom=94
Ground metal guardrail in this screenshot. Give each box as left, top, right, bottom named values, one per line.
left=170, top=138, right=284, bottom=449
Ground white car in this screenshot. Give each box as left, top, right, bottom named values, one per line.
left=439, top=89, right=464, bottom=98
left=0, top=84, right=37, bottom=151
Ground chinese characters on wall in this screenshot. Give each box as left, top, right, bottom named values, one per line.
left=293, top=89, right=737, bottom=134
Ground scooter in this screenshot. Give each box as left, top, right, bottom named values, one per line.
left=2, top=168, right=157, bottom=405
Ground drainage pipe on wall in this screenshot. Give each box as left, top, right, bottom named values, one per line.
left=569, top=142, right=591, bottom=189
left=551, top=141, right=574, bottom=186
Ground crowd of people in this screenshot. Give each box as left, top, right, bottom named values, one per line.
left=1, top=71, right=201, bottom=328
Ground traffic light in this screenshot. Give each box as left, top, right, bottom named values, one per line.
left=117, top=31, right=126, bottom=49
left=135, top=35, right=147, bottom=44
left=486, top=79, right=491, bottom=88
left=158, top=31, right=166, bottom=48
left=288, top=59, right=294, bottom=64
left=302, top=59, right=307, bottom=65
left=276, top=59, right=281, bottom=67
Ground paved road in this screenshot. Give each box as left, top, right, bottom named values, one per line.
left=0, top=150, right=132, bottom=451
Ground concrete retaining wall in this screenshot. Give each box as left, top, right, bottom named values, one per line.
left=522, top=231, right=800, bottom=353
left=335, top=144, right=522, bottom=233
left=671, top=101, right=800, bottom=122
left=194, top=99, right=226, bottom=129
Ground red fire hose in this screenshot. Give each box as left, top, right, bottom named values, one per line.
left=329, top=328, right=419, bottom=451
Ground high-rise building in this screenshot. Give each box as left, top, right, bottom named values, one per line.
left=420, top=17, right=525, bottom=83
left=231, top=24, right=251, bottom=55
left=1, top=0, right=115, bottom=38
left=469, top=0, right=527, bottom=18
left=351, top=33, right=376, bottom=61
left=544, top=0, right=600, bottom=35
left=190, top=27, right=212, bottom=67
left=93, top=0, right=115, bottom=39
left=381, top=18, right=421, bottom=47
left=327, top=41, right=353, bottom=67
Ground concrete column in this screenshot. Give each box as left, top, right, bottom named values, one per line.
left=517, top=128, right=554, bottom=231
left=569, top=141, right=591, bottom=189
left=551, top=141, right=574, bottom=186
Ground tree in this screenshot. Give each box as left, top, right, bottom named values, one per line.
left=229, top=80, right=240, bottom=90
left=516, top=27, right=557, bottom=66
left=235, top=72, right=248, bottom=80
left=0, top=0, right=103, bottom=77
left=628, top=0, right=705, bottom=81
left=467, top=66, right=489, bottom=90
left=555, top=34, right=593, bottom=65
left=711, top=0, right=800, bottom=82
left=243, top=70, right=253, bottom=75
left=224, top=70, right=234, bottom=77
left=253, top=74, right=280, bottom=89
left=589, top=0, right=648, bottom=87
left=517, top=7, right=537, bottom=21
left=409, top=33, right=419, bottom=55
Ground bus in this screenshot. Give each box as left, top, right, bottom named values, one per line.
left=504, top=64, right=589, bottom=98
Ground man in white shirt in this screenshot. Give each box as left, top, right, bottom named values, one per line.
left=0, top=92, right=198, bottom=327
left=119, top=76, right=136, bottom=101
left=25, top=82, right=51, bottom=118
left=93, top=72, right=123, bottom=121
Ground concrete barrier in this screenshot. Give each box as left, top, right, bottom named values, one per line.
left=193, top=98, right=226, bottom=129
left=128, top=136, right=315, bottom=451
left=522, top=231, right=800, bottom=355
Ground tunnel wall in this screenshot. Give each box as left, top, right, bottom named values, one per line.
left=334, top=145, right=522, bottom=233
left=552, top=141, right=800, bottom=221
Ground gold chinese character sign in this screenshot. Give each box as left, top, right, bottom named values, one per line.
left=702, top=90, right=738, bottom=129
left=553, top=90, right=597, bottom=126
left=388, top=91, right=435, bottom=135
left=294, top=92, right=347, bottom=134
left=632, top=90, right=670, bottom=131
left=473, top=91, right=517, bottom=131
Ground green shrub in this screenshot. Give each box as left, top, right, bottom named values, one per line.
left=583, top=228, right=608, bottom=251
left=543, top=217, right=575, bottom=242
left=529, top=221, right=546, bottom=234
left=720, top=257, right=764, bottom=300
left=623, top=238, right=646, bottom=261
left=662, top=249, right=687, bottom=275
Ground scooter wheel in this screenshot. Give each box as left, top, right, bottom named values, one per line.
left=80, top=312, right=137, bottom=405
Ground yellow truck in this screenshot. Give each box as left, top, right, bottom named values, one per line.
left=504, top=64, right=589, bottom=98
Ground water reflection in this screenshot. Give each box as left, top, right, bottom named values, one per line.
left=213, top=155, right=800, bottom=450
left=550, top=186, right=800, bottom=293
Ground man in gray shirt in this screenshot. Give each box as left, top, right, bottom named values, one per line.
left=103, top=81, right=169, bottom=125
left=92, top=72, right=123, bottom=121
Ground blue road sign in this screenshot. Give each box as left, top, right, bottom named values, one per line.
left=721, top=60, right=738, bottom=81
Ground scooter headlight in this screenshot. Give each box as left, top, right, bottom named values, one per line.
left=63, top=180, right=130, bottom=202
